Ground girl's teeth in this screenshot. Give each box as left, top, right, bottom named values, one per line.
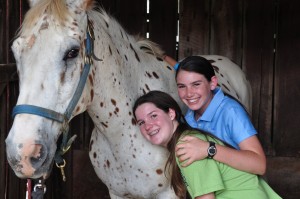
left=188, top=99, right=197, bottom=103
left=149, top=130, right=158, bottom=136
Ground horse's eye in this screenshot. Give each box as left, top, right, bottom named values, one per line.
left=63, top=48, right=79, bottom=61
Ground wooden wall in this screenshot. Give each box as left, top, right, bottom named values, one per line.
left=1, top=0, right=299, bottom=198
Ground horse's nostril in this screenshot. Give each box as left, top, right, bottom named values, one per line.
left=30, top=143, right=48, bottom=169
left=30, top=157, right=43, bottom=167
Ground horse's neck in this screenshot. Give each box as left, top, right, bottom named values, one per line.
left=85, top=10, right=179, bottom=135
left=86, top=11, right=139, bottom=127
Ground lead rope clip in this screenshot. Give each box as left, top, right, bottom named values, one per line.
left=56, top=159, right=67, bottom=182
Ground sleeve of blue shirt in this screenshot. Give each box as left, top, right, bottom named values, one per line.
left=225, top=103, right=257, bottom=146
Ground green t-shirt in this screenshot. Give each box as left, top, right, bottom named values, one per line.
left=177, top=130, right=282, bottom=199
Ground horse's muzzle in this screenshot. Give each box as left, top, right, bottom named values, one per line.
left=6, top=139, right=49, bottom=178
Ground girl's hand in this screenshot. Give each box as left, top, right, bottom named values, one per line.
left=163, top=55, right=177, bottom=67
left=195, top=193, right=215, bottom=199
left=175, top=136, right=209, bottom=167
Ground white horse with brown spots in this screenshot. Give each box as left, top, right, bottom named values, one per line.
left=5, top=0, right=251, bottom=198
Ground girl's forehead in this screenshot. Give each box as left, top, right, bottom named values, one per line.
left=136, top=103, right=156, bottom=115
left=135, top=103, right=166, bottom=119
left=176, top=70, right=206, bottom=82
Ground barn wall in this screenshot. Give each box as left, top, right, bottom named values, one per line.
left=242, top=0, right=276, bottom=155
left=273, top=0, right=300, bottom=156
left=0, top=0, right=299, bottom=198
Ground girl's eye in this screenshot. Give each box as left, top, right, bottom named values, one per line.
left=177, top=85, right=185, bottom=89
left=151, top=114, right=157, bottom=119
left=137, top=121, right=144, bottom=126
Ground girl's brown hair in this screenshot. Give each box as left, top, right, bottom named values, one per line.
left=133, top=90, right=190, bottom=198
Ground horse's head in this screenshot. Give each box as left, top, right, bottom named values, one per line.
left=6, top=0, right=94, bottom=179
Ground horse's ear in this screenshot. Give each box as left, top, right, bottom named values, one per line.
left=27, top=0, right=40, bottom=7
left=64, top=0, right=94, bottom=10
left=84, top=0, right=94, bottom=10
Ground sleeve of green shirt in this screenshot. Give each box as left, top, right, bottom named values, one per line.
left=177, top=133, right=225, bottom=198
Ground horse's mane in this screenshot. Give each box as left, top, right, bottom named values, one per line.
left=136, top=38, right=165, bottom=59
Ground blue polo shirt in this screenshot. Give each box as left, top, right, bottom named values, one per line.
left=185, top=87, right=257, bottom=149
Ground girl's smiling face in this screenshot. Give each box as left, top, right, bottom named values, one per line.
left=135, top=102, right=177, bottom=147
left=176, top=70, right=217, bottom=118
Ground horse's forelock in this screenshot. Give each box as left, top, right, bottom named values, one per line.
left=19, top=0, right=71, bottom=36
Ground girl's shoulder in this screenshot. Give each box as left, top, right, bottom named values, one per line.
left=180, top=130, right=224, bottom=145
left=223, top=95, right=243, bottom=107
left=222, top=95, right=249, bottom=113
left=220, top=96, right=250, bottom=117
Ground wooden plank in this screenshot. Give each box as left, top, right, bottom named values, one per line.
left=242, top=0, right=276, bottom=155
left=0, top=90, right=7, bottom=199
left=72, top=150, right=110, bottom=198
left=0, top=0, right=4, bottom=63
left=179, top=0, right=210, bottom=60
left=98, top=0, right=147, bottom=35
left=210, top=0, right=243, bottom=64
left=70, top=113, right=90, bottom=150
left=0, top=64, right=17, bottom=84
left=266, top=157, right=300, bottom=199
left=115, top=0, right=147, bottom=35
left=149, top=0, right=178, bottom=58
left=273, top=0, right=300, bottom=156
left=7, top=0, right=28, bottom=62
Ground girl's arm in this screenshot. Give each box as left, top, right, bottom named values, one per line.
left=163, top=55, right=177, bottom=67
left=176, top=135, right=266, bottom=175
left=195, top=193, right=215, bottom=199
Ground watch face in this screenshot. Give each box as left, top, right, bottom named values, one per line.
left=208, top=147, right=216, bottom=155
left=207, top=142, right=217, bottom=158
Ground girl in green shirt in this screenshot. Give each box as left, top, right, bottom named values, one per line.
left=133, top=90, right=281, bottom=199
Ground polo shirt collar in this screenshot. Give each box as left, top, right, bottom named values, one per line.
left=200, top=87, right=224, bottom=121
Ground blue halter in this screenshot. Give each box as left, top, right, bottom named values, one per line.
left=11, top=19, right=98, bottom=168
left=12, top=25, right=93, bottom=122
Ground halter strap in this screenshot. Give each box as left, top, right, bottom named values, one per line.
left=12, top=105, right=65, bottom=122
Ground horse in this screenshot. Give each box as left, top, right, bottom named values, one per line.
left=5, top=0, right=252, bottom=198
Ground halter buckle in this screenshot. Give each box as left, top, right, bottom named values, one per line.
left=84, top=55, right=93, bottom=65
left=33, top=179, right=46, bottom=193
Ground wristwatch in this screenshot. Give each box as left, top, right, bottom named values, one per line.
left=207, top=141, right=217, bottom=159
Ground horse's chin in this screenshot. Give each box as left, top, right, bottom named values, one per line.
left=12, top=159, right=53, bottom=180
left=14, top=170, right=50, bottom=180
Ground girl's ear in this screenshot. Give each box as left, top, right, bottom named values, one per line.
left=168, top=108, right=176, bottom=120
left=210, top=76, right=218, bottom=90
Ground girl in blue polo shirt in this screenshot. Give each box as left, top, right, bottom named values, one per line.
left=164, top=55, right=266, bottom=176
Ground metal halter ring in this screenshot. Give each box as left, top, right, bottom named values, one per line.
left=33, top=181, right=47, bottom=193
